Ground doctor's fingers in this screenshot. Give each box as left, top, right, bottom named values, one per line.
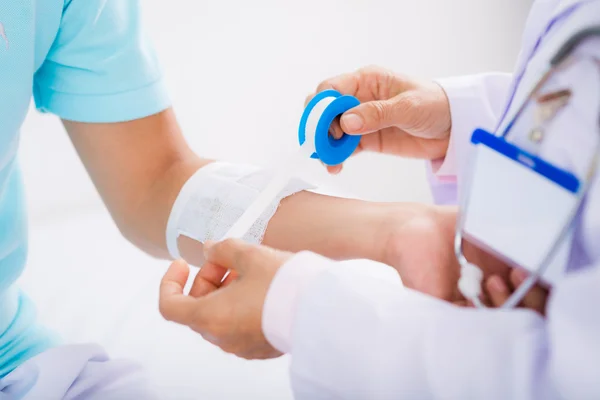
left=308, top=65, right=410, bottom=107
left=159, top=260, right=202, bottom=325
left=306, top=67, right=389, bottom=138
left=510, top=269, right=549, bottom=315
left=204, top=239, right=291, bottom=276
left=203, top=239, right=258, bottom=274
left=304, top=72, right=358, bottom=143
left=306, top=68, right=400, bottom=143
left=188, top=262, right=238, bottom=298
left=324, top=144, right=364, bottom=175
left=360, top=127, right=450, bottom=160
left=339, top=93, right=428, bottom=136
left=304, top=72, right=360, bottom=107
left=159, top=261, right=228, bottom=330
left=485, top=273, right=548, bottom=314
left=325, top=128, right=450, bottom=174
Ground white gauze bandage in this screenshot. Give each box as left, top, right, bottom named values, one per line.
left=166, top=162, right=315, bottom=259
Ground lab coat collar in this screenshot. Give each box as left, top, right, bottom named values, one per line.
left=497, top=0, right=599, bottom=135
left=552, top=0, right=594, bottom=16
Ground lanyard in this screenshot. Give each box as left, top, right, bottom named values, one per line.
left=496, top=2, right=582, bottom=133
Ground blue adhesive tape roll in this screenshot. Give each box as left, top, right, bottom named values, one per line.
left=298, top=89, right=361, bottom=166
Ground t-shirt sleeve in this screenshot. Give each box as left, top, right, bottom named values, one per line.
left=33, top=0, right=171, bottom=123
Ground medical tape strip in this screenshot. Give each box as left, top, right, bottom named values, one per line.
left=166, top=163, right=259, bottom=259
left=222, top=90, right=360, bottom=240
left=219, top=90, right=360, bottom=279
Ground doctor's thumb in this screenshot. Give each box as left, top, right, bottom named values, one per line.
left=340, top=96, right=414, bottom=135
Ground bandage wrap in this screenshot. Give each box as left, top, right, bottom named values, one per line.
left=166, top=162, right=315, bottom=260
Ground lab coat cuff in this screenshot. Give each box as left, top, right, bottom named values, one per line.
left=425, top=162, right=458, bottom=205
left=435, top=73, right=513, bottom=183
left=262, top=251, right=331, bottom=353
left=433, top=75, right=484, bottom=179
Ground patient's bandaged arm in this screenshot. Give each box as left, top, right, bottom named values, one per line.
left=166, top=162, right=315, bottom=259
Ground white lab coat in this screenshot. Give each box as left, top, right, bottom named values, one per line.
left=261, top=1, right=600, bottom=399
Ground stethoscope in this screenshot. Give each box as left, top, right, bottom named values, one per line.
left=455, top=26, right=600, bottom=309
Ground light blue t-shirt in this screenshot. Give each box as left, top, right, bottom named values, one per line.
left=0, top=0, right=170, bottom=376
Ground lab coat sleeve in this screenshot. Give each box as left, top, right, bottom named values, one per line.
left=263, top=251, right=600, bottom=400
left=427, top=73, right=513, bottom=205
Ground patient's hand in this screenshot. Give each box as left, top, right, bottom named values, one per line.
left=380, top=206, right=463, bottom=301
left=382, top=205, right=550, bottom=313
left=485, top=270, right=549, bottom=315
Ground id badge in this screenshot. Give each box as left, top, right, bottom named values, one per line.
left=461, top=129, right=580, bottom=285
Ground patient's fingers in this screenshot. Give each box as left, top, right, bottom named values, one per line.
left=486, top=275, right=510, bottom=307
left=510, top=269, right=548, bottom=315
left=159, top=260, right=199, bottom=324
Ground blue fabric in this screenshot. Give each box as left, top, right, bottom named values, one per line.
left=0, top=0, right=171, bottom=376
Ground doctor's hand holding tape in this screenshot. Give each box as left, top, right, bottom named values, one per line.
left=306, top=66, right=453, bottom=175
left=308, top=66, right=549, bottom=309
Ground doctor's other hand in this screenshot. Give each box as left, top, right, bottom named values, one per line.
left=307, top=66, right=451, bottom=174
left=485, top=269, right=549, bottom=315
left=159, top=239, right=290, bottom=360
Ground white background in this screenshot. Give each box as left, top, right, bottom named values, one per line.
left=17, top=1, right=532, bottom=399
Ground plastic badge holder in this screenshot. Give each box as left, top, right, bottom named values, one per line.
left=462, top=129, right=579, bottom=285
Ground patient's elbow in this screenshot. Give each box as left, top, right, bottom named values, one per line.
left=112, top=207, right=170, bottom=260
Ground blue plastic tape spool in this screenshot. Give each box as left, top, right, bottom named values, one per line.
left=298, top=89, right=361, bottom=166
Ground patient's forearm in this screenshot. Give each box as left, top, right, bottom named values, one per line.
left=263, top=192, right=402, bottom=261
left=120, top=152, right=423, bottom=267
left=156, top=155, right=424, bottom=266
left=177, top=190, right=422, bottom=266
